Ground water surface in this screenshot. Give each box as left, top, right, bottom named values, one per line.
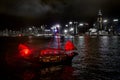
left=0, top=36, right=120, bottom=80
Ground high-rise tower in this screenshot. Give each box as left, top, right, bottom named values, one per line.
left=97, top=10, right=103, bottom=30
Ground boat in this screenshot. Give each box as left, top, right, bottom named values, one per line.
left=18, top=36, right=78, bottom=67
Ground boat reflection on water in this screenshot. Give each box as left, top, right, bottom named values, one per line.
left=19, top=65, right=75, bottom=80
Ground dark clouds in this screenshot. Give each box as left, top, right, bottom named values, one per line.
left=0, top=0, right=109, bottom=17
left=66, top=0, right=107, bottom=15
left=0, top=0, right=120, bottom=27
left=0, top=0, right=67, bottom=17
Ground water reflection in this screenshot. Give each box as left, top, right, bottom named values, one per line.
left=16, top=65, right=75, bottom=80
left=72, top=36, right=120, bottom=80
left=1, top=36, right=120, bottom=80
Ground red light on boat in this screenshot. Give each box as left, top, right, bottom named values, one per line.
left=18, top=44, right=31, bottom=57
left=64, top=40, right=76, bottom=51
left=40, top=50, right=47, bottom=55
left=40, top=49, right=60, bottom=55
left=20, top=48, right=31, bottom=57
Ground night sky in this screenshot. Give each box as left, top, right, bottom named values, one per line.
left=0, top=0, right=120, bottom=29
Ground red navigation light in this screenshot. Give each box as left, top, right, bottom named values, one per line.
left=64, top=40, right=76, bottom=51
left=18, top=44, right=31, bottom=57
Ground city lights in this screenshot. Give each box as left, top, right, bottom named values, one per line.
left=65, top=24, right=68, bottom=27
left=103, top=19, right=108, bottom=23
left=79, top=23, right=84, bottom=26
left=28, top=27, right=32, bottom=30
left=51, top=24, right=61, bottom=34
left=55, top=24, right=60, bottom=28
left=113, top=19, right=119, bottom=22
left=64, top=29, right=68, bottom=34
left=70, top=28, right=74, bottom=31
left=0, top=15, right=120, bottom=37
left=69, top=21, right=73, bottom=25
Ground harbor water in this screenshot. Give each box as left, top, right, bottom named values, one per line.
left=0, top=35, right=120, bottom=80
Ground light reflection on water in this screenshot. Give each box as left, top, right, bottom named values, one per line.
left=1, top=36, right=120, bottom=80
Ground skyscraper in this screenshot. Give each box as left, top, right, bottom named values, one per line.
left=97, top=10, right=103, bottom=30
